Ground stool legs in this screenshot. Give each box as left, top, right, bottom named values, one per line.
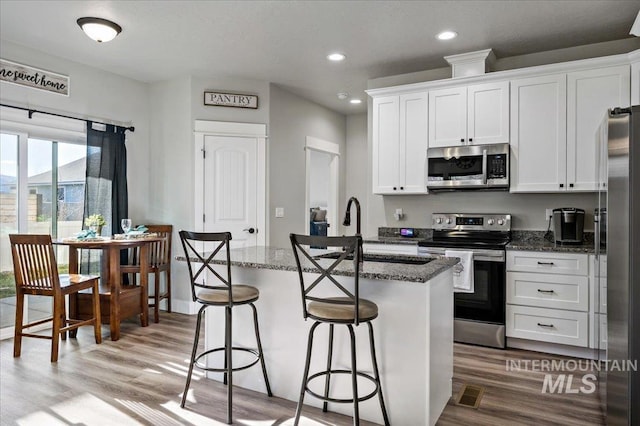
left=250, top=303, right=273, bottom=396
left=294, top=321, right=320, bottom=425
left=368, top=322, right=390, bottom=426
left=225, top=306, right=233, bottom=424
left=322, top=323, right=335, bottom=412
left=181, top=305, right=206, bottom=408
left=347, top=324, right=359, bottom=426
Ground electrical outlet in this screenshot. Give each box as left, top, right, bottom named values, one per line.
left=545, top=209, right=553, bottom=220
left=275, top=207, right=284, bottom=218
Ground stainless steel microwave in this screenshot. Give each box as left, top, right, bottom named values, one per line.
left=426, top=143, right=509, bottom=191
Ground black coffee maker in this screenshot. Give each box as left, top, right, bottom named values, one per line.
left=552, top=208, right=585, bottom=244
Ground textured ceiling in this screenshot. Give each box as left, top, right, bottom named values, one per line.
left=1, top=1, right=639, bottom=114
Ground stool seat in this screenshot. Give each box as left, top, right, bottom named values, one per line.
left=197, top=285, right=259, bottom=304
left=308, top=297, right=378, bottom=322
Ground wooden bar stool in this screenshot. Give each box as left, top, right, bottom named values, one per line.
left=179, top=230, right=272, bottom=424
left=290, top=234, right=390, bottom=426
left=9, top=234, right=102, bottom=362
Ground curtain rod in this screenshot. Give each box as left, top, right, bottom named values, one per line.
left=0, top=103, right=135, bottom=132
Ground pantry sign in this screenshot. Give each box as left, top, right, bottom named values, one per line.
left=0, top=59, right=69, bottom=96
left=204, top=91, right=258, bottom=109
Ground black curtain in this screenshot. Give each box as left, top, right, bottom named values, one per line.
left=80, top=121, right=128, bottom=274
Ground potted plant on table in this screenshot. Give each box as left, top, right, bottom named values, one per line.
left=85, top=214, right=106, bottom=235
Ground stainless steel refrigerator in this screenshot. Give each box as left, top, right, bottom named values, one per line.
left=597, top=106, right=640, bottom=425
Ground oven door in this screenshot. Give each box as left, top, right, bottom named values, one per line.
left=418, top=247, right=505, bottom=324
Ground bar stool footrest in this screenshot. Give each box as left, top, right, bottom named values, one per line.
left=194, top=346, right=261, bottom=372
left=305, top=369, right=380, bottom=403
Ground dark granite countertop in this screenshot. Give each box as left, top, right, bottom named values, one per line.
left=507, top=231, right=598, bottom=254
left=176, top=245, right=458, bottom=283
left=363, top=236, right=422, bottom=245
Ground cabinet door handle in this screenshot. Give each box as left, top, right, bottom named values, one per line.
left=460, top=138, right=465, bottom=143
left=537, top=289, right=555, bottom=294
left=569, top=183, right=574, bottom=188
left=393, top=187, right=397, bottom=190
left=469, top=138, right=473, bottom=142
left=559, top=183, right=564, bottom=188
left=537, top=261, right=555, bottom=265
left=537, top=323, right=555, bottom=328
left=400, top=186, right=404, bottom=190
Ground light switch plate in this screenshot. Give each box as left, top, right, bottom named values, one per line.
left=275, top=207, right=284, bottom=218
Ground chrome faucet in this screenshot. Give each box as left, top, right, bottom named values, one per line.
left=343, top=196, right=363, bottom=261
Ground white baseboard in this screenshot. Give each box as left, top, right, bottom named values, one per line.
left=171, top=299, right=199, bottom=315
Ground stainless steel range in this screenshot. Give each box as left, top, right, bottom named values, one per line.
left=418, top=213, right=511, bottom=349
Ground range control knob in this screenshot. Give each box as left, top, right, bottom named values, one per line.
left=445, top=218, right=452, bottom=224
left=435, top=217, right=442, bottom=224
left=487, top=219, right=495, bottom=225
left=498, top=219, right=505, bottom=226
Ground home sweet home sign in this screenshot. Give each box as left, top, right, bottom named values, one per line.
left=0, top=59, right=69, bottom=96
left=204, top=91, right=258, bottom=109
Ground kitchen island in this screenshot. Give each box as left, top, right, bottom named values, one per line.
left=178, top=246, right=457, bottom=425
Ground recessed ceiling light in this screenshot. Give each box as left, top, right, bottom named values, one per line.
left=77, top=17, right=122, bottom=42
left=350, top=99, right=362, bottom=104
left=327, top=52, right=346, bottom=62
left=337, top=92, right=349, bottom=100
left=436, top=31, right=458, bottom=41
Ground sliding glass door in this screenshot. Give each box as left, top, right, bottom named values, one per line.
left=0, top=132, right=86, bottom=337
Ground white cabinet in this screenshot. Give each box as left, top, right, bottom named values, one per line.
left=510, top=65, right=630, bottom=193
left=510, top=74, right=567, bottom=192
left=631, top=50, right=640, bottom=105
left=372, top=92, right=428, bottom=194
left=567, top=66, right=630, bottom=191
left=428, top=81, right=509, bottom=148
left=589, top=254, right=607, bottom=350
left=506, top=250, right=591, bottom=348
left=363, top=243, right=418, bottom=256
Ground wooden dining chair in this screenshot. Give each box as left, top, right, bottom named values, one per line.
left=9, top=234, right=102, bottom=362
left=121, top=224, right=172, bottom=322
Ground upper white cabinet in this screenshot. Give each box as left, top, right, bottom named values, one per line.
left=372, top=92, right=428, bottom=194
left=510, top=74, right=567, bottom=193
left=567, top=66, right=630, bottom=191
left=631, top=50, right=640, bottom=105
left=510, top=64, right=630, bottom=193
left=428, top=81, right=509, bottom=148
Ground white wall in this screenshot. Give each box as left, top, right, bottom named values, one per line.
left=0, top=40, right=150, bottom=221
left=309, top=150, right=331, bottom=208
left=269, top=84, right=346, bottom=247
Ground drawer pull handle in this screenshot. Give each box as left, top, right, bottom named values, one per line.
left=537, top=289, right=555, bottom=294
left=537, top=322, right=555, bottom=328
left=537, top=261, right=555, bottom=265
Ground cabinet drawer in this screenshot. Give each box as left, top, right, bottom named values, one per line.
left=506, top=305, right=588, bottom=347
left=363, top=243, right=418, bottom=256
left=507, top=251, right=588, bottom=276
left=507, top=272, right=588, bottom=311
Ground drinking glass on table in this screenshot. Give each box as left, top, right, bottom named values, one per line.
left=121, top=218, right=132, bottom=235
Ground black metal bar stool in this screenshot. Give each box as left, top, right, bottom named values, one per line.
left=179, top=231, right=272, bottom=424
left=290, top=234, right=390, bottom=426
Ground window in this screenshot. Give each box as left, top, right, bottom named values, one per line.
left=0, top=108, right=87, bottom=338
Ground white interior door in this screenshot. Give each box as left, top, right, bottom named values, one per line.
left=194, top=121, right=266, bottom=248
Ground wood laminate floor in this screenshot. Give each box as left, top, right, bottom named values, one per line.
left=0, top=312, right=605, bottom=425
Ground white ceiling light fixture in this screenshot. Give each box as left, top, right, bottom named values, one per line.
left=337, top=92, right=349, bottom=100
left=349, top=99, right=362, bottom=104
left=436, top=30, right=458, bottom=41
left=327, top=52, right=346, bottom=62
left=77, top=17, right=122, bottom=42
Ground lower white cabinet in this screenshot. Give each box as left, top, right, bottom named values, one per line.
left=506, top=305, right=589, bottom=347
left=363, top=243, right=418, bottom=256
left=506, top=250, right=591, bottom=349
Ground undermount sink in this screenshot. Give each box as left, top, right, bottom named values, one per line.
left=314, top=251, right=431, bottom=265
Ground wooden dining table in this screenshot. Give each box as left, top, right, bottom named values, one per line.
left=54, top=236, right=161, bottom=341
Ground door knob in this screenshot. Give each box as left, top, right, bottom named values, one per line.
left=243, top=227, right=256, bottom=234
